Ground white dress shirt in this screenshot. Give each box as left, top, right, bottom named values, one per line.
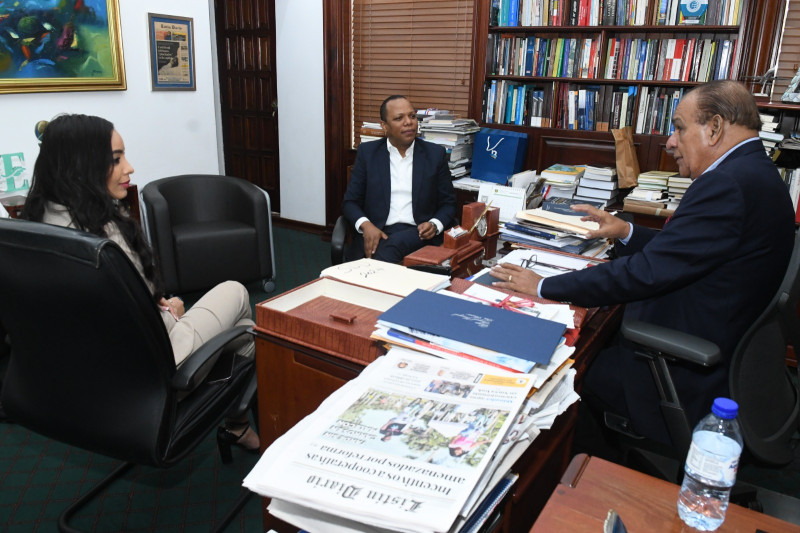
left=356, top=139, right=443, bottom=234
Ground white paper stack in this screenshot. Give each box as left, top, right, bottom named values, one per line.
left=244, top=348, right=541, bottom=533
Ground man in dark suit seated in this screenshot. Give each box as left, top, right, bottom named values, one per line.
left=491, top=80, right=796, bottom=445
left=342, top=95, right=456, bottom=263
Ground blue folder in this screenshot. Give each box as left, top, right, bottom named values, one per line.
left=378, top=289, right=565, bottom=366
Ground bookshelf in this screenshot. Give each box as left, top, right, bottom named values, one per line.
left=468, top=0, right=752, bottom=173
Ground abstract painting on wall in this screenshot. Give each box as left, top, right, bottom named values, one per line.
left=0, top=0, right=125, bottom=94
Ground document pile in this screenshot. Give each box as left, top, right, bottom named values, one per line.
left=244, top=347, right=581, bottom=533
left=466, top=249, right=598, bottom=345
left=371, top=288, right=566, bottom=375
left=501, top=199, right=608, bottom=256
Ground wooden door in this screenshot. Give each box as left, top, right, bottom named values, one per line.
left=214, top=0, right=280, bottom=212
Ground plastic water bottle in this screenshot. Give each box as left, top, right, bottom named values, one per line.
left=677, top=397, right=743, bottom=531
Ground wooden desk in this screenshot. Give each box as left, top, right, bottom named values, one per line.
left=531, top=454, right=800, bottom=532
left=254, top=297, right=621, bottom=531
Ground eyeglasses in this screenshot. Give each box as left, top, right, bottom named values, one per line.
left=519, top=254, right=574, bottom=272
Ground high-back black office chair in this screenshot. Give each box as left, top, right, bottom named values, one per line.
left=141, top=174, right=276, bottom=294
left=331, top=215, right=351, bottom=265
left=0, top=218, right=256, bottom=532
left=612, top=228, right=800, bottom=505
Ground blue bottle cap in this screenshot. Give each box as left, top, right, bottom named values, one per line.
left=711, top=397, right=739, bottom=419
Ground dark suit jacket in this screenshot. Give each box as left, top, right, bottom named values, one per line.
left=543, top=139, right=795, bottom=442
left=341, top=138, right=456, bottom=230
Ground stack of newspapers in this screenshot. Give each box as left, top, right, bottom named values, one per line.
left=244, top=347, right=580, bottom=533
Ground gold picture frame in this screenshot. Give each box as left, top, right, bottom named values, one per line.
left=0, top=0, right=126, bottom=94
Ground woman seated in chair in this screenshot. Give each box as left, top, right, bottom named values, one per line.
left=22, top=113, right=259, bottom=455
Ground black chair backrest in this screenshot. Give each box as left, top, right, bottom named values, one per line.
left=729, top=228, right=800, bottom=465
left=0, top=218, right=177, bottom=465
left=143, top=174, right=269, bottom=226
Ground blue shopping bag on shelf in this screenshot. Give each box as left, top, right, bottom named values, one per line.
left=471, top=128, right=528, bottom=185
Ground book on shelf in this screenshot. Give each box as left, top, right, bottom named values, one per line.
left=572, top=195, right=614, bottom=208
left=360, top=126, right=385, bottom=137
left=759, top=130, right=785, bottom=143
left=544, top=183, right=578, bottom=199
left=575, top=185, right=618, bottom=200
left=540, top=196, right=605, bottom=215
left=624, top=196, right=667, bottom=209
left=622, top=201, right=675, bottom=218
left=490, top=0, right=742, bottom=28
left=583, top=165, right=617, bottom=181
left=541, top=163, right=585, bottom=183
left=638, top=169, right=676, bottom=185
left=579, top=177, right=619, bottom=190
left=627, top=187, right=668, bottom=203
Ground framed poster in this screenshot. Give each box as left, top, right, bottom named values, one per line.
left=0, top=0, right=126, bottom=94
left=147, top=13, right=195, bottom=91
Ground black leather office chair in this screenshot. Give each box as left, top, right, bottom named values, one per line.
left=331, top=215, right=351, bottom=265
left=141, top=174, right=276, bottom=294
left=608, top=228, right=800, bottom=493
left=0, top=218, right=257, bottom=532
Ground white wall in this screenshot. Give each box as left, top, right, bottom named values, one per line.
left=0, top=0, right=222, bottom=199
left=275, top=0, right=326, bottom=226
left=0, top=0, right=329, bottom=227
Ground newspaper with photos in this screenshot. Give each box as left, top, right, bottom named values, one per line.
left=243, top=347, right=534, bottom=533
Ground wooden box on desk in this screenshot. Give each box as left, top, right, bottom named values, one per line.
left=450, top=240, right=485, bottom=278
left=255, top=277, right=402, bottom=365
left=402, top=245, right=457, bottom=268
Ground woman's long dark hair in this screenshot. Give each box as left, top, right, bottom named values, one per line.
left=22, top=114, right=163, bottom=301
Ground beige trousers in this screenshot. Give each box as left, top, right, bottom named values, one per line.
left=164, top=280, right=255, bottom=367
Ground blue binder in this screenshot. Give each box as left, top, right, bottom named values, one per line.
left=471, top=128, right=528, bottom=185
left=378, top=289, right=564, bottom=366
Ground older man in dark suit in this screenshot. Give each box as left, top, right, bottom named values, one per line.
left=491, top=80, right=795, bottom=444
left=342, top=95, right=456, bottom=264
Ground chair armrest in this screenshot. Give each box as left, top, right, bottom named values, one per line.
left=331, top=215, right=348, bottom=265
left=171, top=325, right=253, bottom=391
left=621, top=319, right=721, bottom=367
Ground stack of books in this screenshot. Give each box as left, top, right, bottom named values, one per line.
left=623, top=170, right=677, bottom=216
left=541, top=163, right=585, bottom=199
left=499, top=199, right=607, bottom=256
left=418, top=115, right=481, bottom=179
left=637, top=169, right=673, bottom=192
left=574, top=165, right=619, bottom=207
left=359, top=121, right=384, bottom=143
left=667, top=173, right=692, bottom=206
left=759, top=112, right=783, bottom=155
